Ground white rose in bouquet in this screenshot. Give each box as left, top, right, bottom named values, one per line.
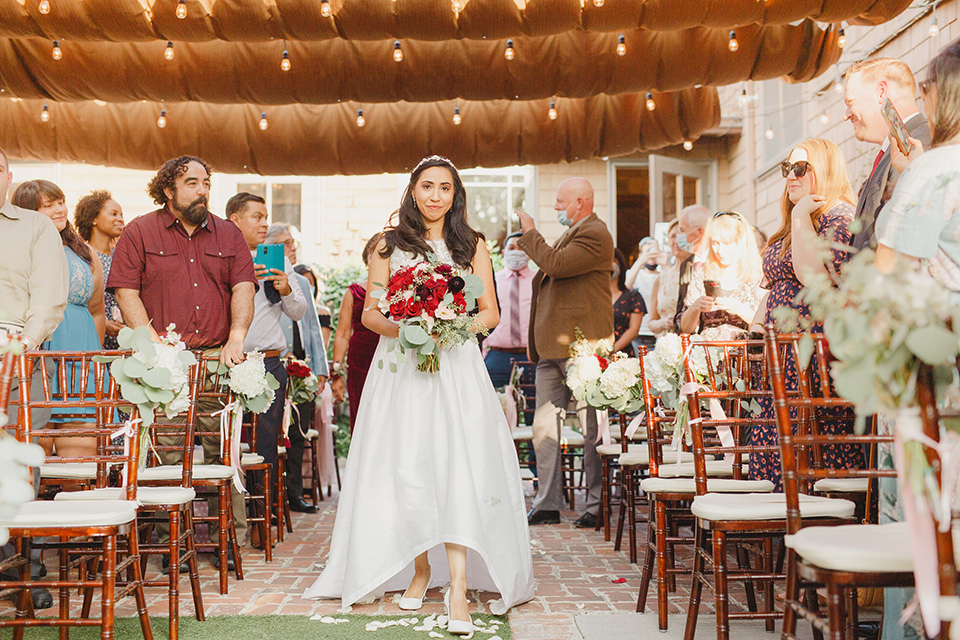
left=654, top=333, right=683, bottom=370
left=567, top=355, right=603, bottom=392
left=228, top=352, right=271, bottom=399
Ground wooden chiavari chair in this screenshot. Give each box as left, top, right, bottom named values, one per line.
left=767, top=329, right=921, bottom=640
left=138, top=351, right=243, bottom=595
left=1, top=349, right=153, bottom=640
left=636, top=338, right=776, bottom=631
left=242, top=413, right=274, bottom=557
left=684, top=334, right=860, bottom=640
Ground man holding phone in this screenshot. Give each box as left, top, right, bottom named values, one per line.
left=227, top=193, right=307, bottom=522
left=843, top=57, right=932, bottom=251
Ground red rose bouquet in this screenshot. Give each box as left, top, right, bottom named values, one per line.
left=285, top=357, right=319, bottom=404
left=373, top=260, right=485, bottom=373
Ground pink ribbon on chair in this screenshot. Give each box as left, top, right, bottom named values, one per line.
left=596, top=410, right=611, bottom=445
left=679, top=381, right=735, bottom=463
left=625, top=413, right=645, bottom=440
left=282, top=398, right=293, bottom=440
left=504, top=384, right=518, bottom=433
left=214, top=401, right=246, bottom=493
left=110, top=418, right=141, bottom=498
left=892, top=418, right=960, bottom=638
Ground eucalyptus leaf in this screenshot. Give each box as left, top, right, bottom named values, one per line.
left=419, top=341, right=435, bottom=355
left=905, top=325, right=958, bottom=365
left=403, top=324, right=429, bottom=346
left=110, top=359, right=131, bottom=384
left=378, top=360, right=384, bottom=370
left=386, top=338, right=396, bottom=353
left=141, top=366, right=171, bottom=388
left=177, top=351, right=197, bottom=366
left=266, top=372, right=281, bottom=391
left=116, top=326, right=136, bottom=348
left=123, top=358, right=149, bottom=379
left=207, top=360, right=220, bottom=373
left=120, top=382, right=148, bottom=405
left=389, top=362, right=398, bottom=373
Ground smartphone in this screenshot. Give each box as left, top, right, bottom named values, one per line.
left=880, top=97, right=914, bottom=156
left=703, top=280, right=720, bottom=298
left=255, top=243, right=285, bottom=275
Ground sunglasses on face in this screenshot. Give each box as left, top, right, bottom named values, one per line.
left=780, top=160, right=812, bottom=179
left=713, top=211, right=744, bottom=221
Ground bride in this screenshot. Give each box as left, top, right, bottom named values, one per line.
left=303, top=156, right=535, bottom=634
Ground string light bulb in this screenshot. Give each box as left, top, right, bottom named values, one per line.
left=728, top=30, right=739, bottom=52
left=593, top=0, right=604, bottom=5
left=39, top=0, right=50, bottom=14
left=452, top=0, right=462, bottom=12
left=281, top=49, right=291, bottom=71
left=504, top=39, right=515, bottom=61
left=548, top=99, right=558, bottom=120
left=929, top=15, right=939, bottom=38
left=645, top=91, right=655, bottom=111
left=819, top=111, right=830, bottom=126
left=393, top=40, right=403, bottom=63
left=765, top=127, right=775, bottom=140
left=176, top=0, right=187, bottom=19
left=452, top=105, right=462, bottom=125
left=837, top=27, right=846, bottom=49
left=164, top=41, right=175, bottom=61
left=683, top=140, right=693, bottom=151
left=52, top=40, right=61, bottom=60
left=616, top=33, right=626, bottom=57
left=40, top=103, right=50, bottom=122
left=259, top=111, right=268, bottom=131
left=157, top=107, right=167, bottom=129
left=356, top=108, right=365, bottom=128
left=737, top=88, right=749, bottom=108
left=320, top=0, right=331, bottom=17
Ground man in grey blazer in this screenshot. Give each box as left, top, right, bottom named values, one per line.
left=844, top=57, right=932, bottom=252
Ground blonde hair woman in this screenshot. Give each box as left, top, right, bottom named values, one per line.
left=748, top=137, right=863, bottom=489
left=678, top=211, right=763, bottom=340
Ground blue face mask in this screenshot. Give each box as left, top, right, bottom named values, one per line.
left=676, top=232, right=694, bottom=253
left=557, top=209, right=573, bottom=227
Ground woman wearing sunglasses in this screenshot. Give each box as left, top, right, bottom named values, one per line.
left=748, top=137, right=864, bottom=489
left=875, top=40, right=960, bottom=294
left=677, top=210, right=763, bottom=340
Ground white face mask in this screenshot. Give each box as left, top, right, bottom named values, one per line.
left=503, top=249, right=528, bottom=271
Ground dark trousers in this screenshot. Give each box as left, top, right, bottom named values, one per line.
left=257, top=356, right=288, bottom=478
left=284, top=400, right=312, bottom=503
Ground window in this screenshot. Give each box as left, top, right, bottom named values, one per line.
left=236, top=181, right=302, bottom=228
left=762, top=80, right=804, bottom=165
left=460, top=167, right=534, bottom=248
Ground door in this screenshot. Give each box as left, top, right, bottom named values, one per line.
left=648, top=155, right=714, bottom=228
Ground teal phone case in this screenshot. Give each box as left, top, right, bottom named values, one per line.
left=255, top=243, right=285, bottom=274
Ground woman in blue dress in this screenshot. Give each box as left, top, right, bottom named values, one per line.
left=12, top=180, right=105, bottom=458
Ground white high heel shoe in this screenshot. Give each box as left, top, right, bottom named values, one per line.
left=444, top=588, right=474, bottom=636
left=398, top=569, right=431, bottom=610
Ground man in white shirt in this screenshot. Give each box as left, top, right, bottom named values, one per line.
left=227, top=193, right=307, bottom=507
left=483, top=232, right=535, bottom=389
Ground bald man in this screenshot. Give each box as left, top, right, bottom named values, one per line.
left=516, top=177, right=614, bottom=528
left=843, top=57, right=931, bottom=251
left=674, top=204, right=711, bottom=328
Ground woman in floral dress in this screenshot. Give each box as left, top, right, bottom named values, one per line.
left=749, top=138, right=864, bottom=489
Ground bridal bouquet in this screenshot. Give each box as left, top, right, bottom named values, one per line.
left=372, top=260, right=485, bottom=373
left=96, top=325, right=196, bottom=427
left=565, top=333, right=643, bottom=414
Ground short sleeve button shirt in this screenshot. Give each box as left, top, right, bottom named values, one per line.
left=107, top=207, right=257, bottom=348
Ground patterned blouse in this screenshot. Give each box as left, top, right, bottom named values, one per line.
left=96, top=250, right=120, bottom=349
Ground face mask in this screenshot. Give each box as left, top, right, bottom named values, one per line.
left=676, top=232, right=694, bottom=253
left=611, top=265, right=621, bottom=280
left=644, top=263, right=659, bottom=271
left=503, top=249, right=528, bottom=271
left=556, top=209, right=573, bottom=227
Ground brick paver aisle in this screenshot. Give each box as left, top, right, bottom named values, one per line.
left=2, top=482, right=740, bottom=639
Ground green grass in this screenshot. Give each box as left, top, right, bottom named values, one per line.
left=4, top=613, right=512, bottom=639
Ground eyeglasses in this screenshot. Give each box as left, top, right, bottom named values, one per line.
left=779, top=160, right=812, bottom=179
left=281, top=238, right=300, bottom=250
left=919, top=79, right=935, bottom=95
left=713, top=211, right=744, bottom=221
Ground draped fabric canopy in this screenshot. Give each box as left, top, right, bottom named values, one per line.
left=0, top=0, right=912, bottom=175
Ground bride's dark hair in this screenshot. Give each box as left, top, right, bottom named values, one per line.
left=380, top=156, right=483, bottom=268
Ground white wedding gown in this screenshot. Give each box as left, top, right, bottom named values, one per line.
left=303, top=240, right=535, bottom=615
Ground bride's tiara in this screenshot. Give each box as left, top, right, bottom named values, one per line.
left=413, top=155, right=457, bottom=173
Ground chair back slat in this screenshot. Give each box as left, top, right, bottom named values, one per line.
left=11, top=350, right=142, bottom=500
left=681, top=336, right=778, bottom=495
left=639, top=346, right=679, bottom=476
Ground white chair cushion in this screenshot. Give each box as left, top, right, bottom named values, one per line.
left=519, top=468, right=536, bottom=481
left=54, top=486, right=196, bottom=506
left=304, top=428, right=320, bottom=441
left=691, top=492, right=856, bottom=522
left=618, top=450, right=696, bottom=467
left=609, top=426, right=648, bottom=441
left=40, top=462, right=98, bottom=479
left=785, top=522, right=914, bottom=573
left=512, top=426, right=533, bottom=442
left=240, top=443, right=251, bottom=452
left=241, top=452, right=266, bottom=466
left=559, top=429, right=584, bottom=446
left=139, top=464, right=234, bottom=481
left=813, top=478, right=870, bottom=493
left=640, top=477, right=775, bottom=494
left=597, top=443, right=647, bottom=457
left=277, top=446, right=287, bottom=454
left=11, top=500, right=138, bottom=529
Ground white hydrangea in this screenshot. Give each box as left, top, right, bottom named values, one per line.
left=229, top=351, right=271, bottom=398
left=643, top=351, right=675, bottom=394
left=599, top=358, right=640, bottom=398
left=566, top=355, right=602, bottom=390
left=654, top=333, right=683, bottom=370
